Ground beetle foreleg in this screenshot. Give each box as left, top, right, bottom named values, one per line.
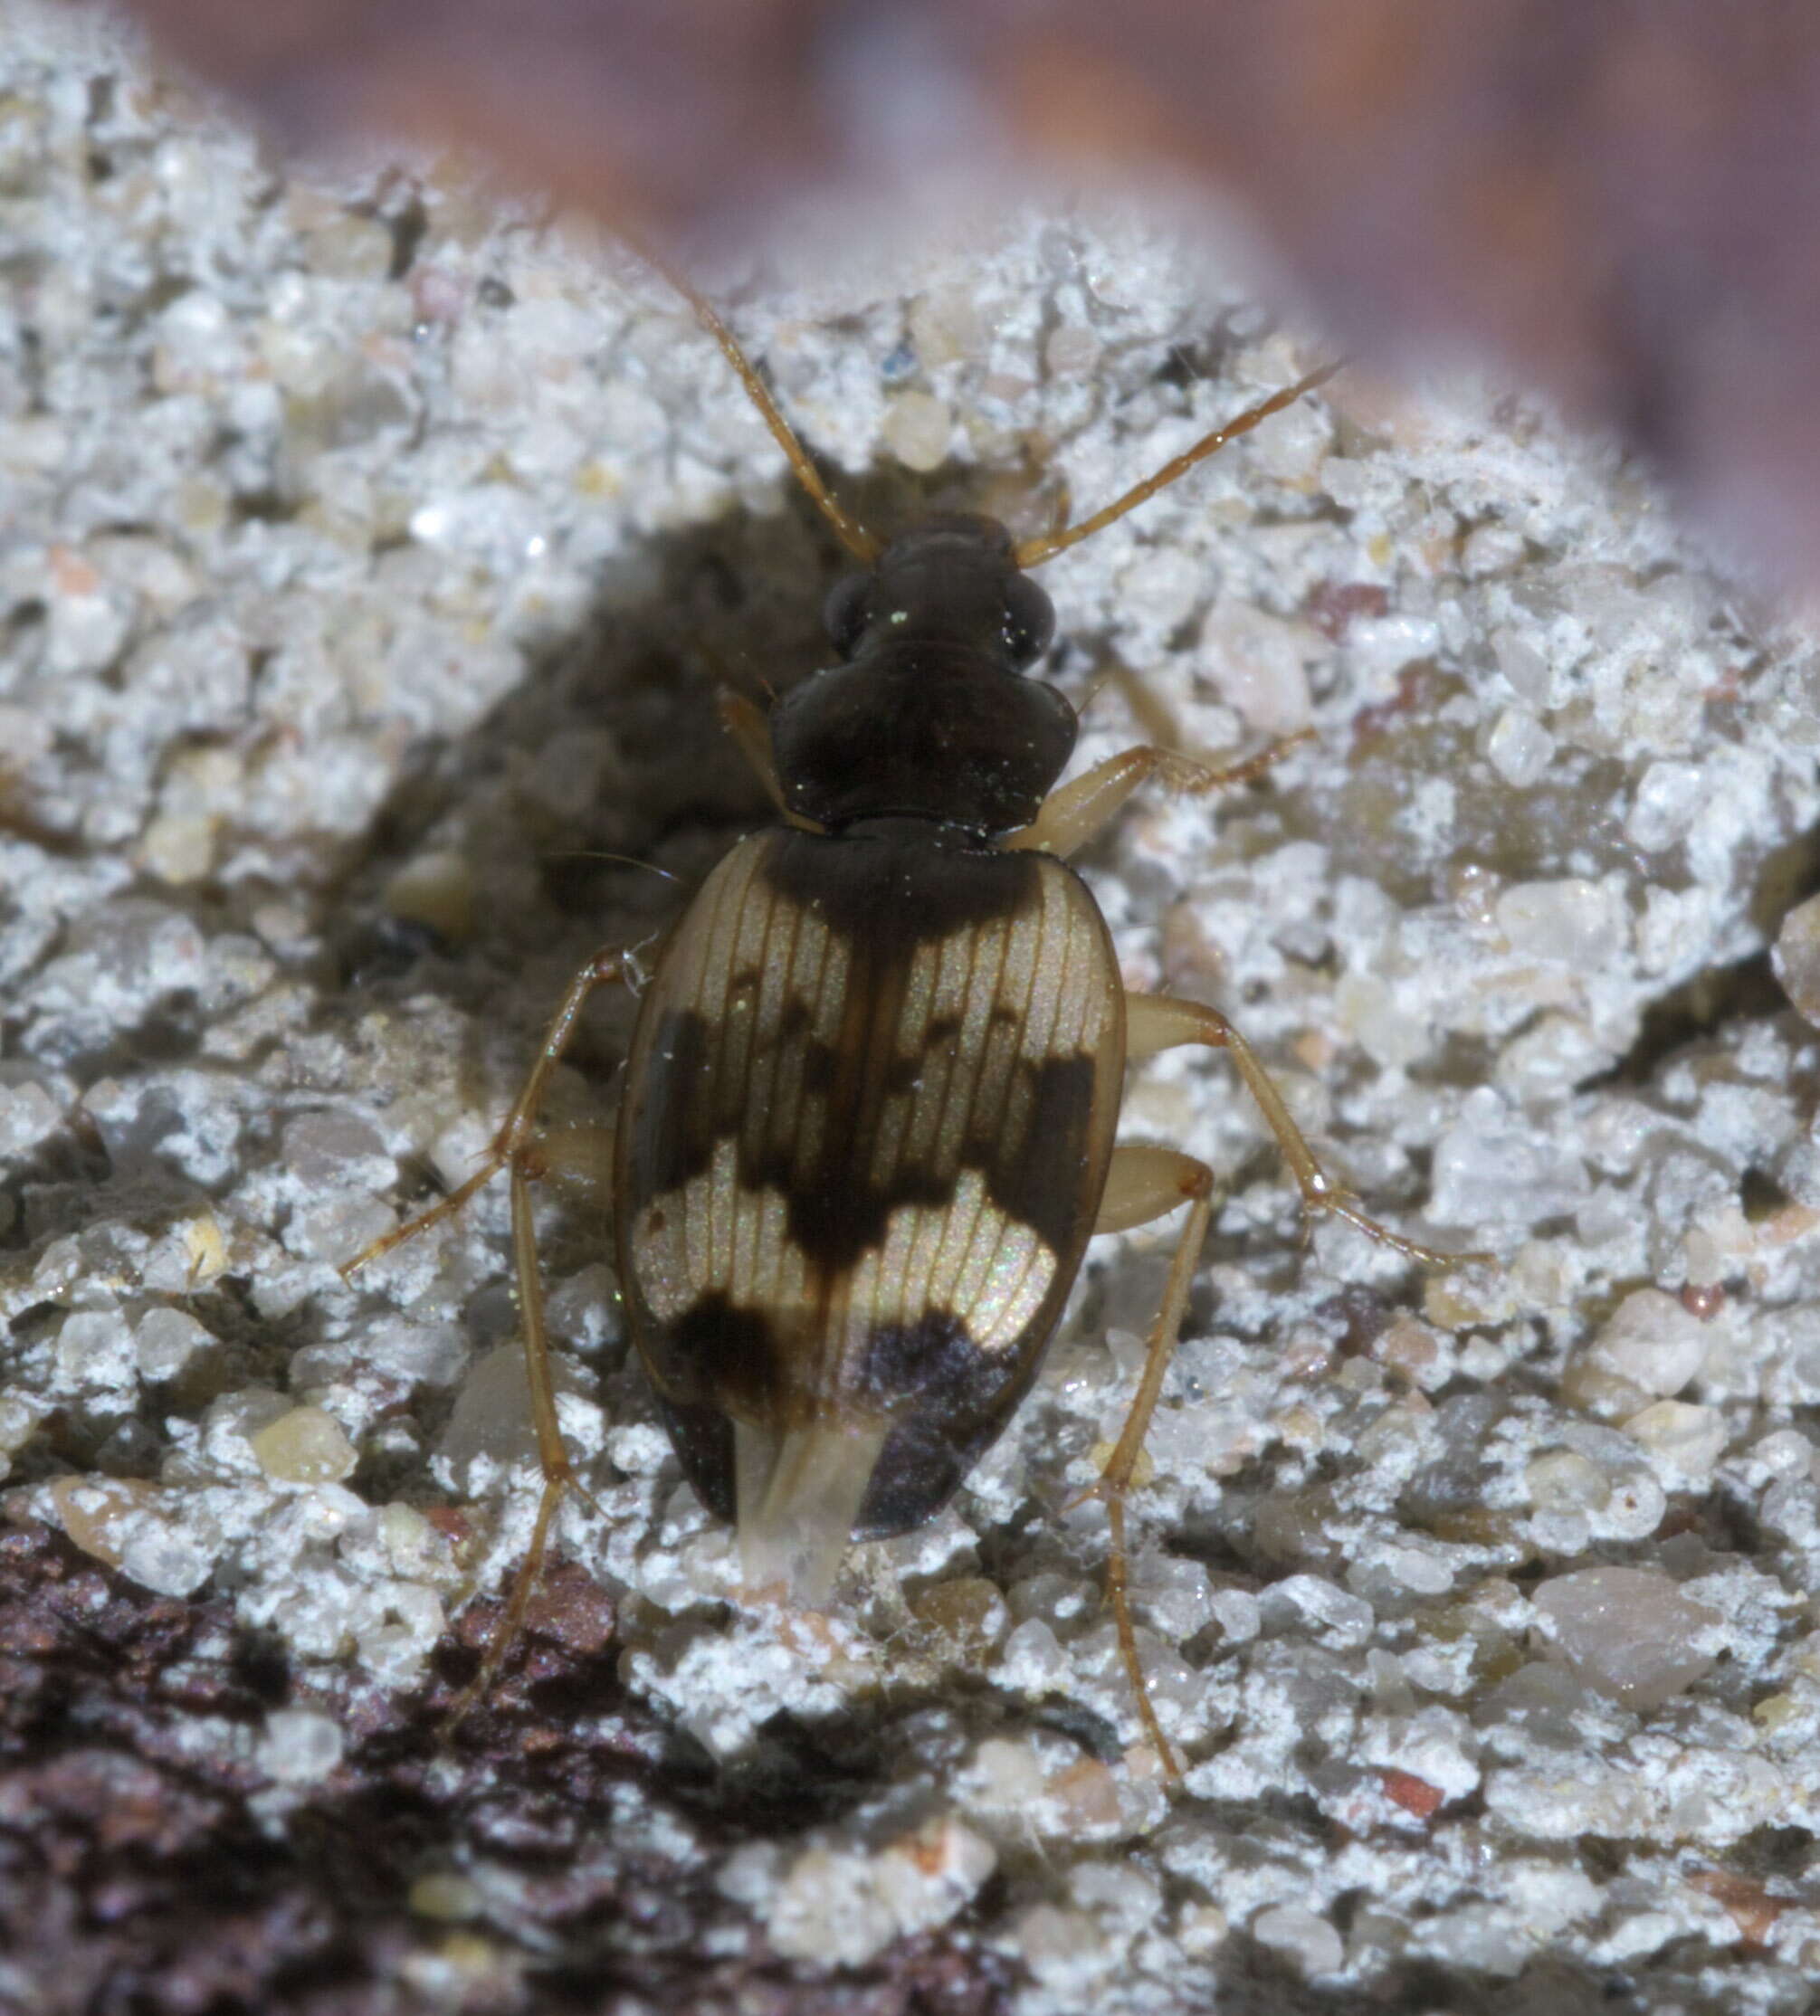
left=1002, top=734, right=1310, bottom=859
left=716, top=689, right=824, bottom=832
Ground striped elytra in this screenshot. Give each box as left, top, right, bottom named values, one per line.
left=616, top=823, right=1125, bottom=1574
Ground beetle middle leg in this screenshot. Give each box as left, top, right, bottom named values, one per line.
left=343, top=946, right=634, bottom=1277
left=1125, top=991, right=1466, bottom=1264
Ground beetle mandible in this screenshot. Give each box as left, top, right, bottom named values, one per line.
left=348, top=250, right=1467, bottom=1772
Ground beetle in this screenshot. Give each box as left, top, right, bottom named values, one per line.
left=349, top=253, right=1463, bottom=1770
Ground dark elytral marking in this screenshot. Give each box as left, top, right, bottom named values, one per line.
left=982, top=1051, right=1098, bottom=1255
left=630, top=1036, right=1100, bottom=1275
left=663, top=1384, right=1005, bottom=1545
left=632, top=1008, right=713, bottom=1199
left=882, top=1052, right=925, bottom=1097
left=653, top=1295, right=786, bottom=1420
left=856, top=1312, right=1012, bottom=1412
left=853, top=1415, right=1002, bottom=1538
left=652, top=1305, right=1025, bottom=1539
left=852, top=1315, right=1043, bottom=1534
left=783, top=1166, right=950, bottom=1273
left=650, top=1393, right=737, bottom=1525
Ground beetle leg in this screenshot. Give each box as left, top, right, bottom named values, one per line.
left=1071, top=1143, right=1215, bottom=1779
left=428, top=1132, right=620, bottom=1734
left=717, top=689, right=787, bottom=813
left=717, top=689, right=824, bottom=832
left=336, top=946, right=631, bottom=1726
left=1002, top=733, right=1310, bottom=858
left=1123, top=992, right=1479, bottom=1266
left=340, top=946, right=634, bottom=1279
left=517, top=1121, right=617, bottom=1204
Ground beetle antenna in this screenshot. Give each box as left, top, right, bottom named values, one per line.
left=542, top=850, right=679, bottom=882
left=627, top=233, right=883, bottom=566
left=1013, top=360, right=1344, bottom=569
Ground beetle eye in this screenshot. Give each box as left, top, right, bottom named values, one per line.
left=1002, top=575, right=1054, bottom=666
left=824, top=574, right=875, bottom=658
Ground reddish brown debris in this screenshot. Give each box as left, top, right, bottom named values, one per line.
left=0, top=1522, right=1010, bottom=2016
left=1685, top=1867, right=1790, bottom=1950
left=1304, top=580, right=1390, bottom=646
left=1379, top=1767, right=1444, bottom=1821
left=1348, top=664, right=1445, bottom=755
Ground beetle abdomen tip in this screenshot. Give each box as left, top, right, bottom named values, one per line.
left=733, top=1416, right=891, bottom=1603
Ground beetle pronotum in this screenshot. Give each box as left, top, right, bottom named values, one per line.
left=348, top=249, right=1470, bottom=1773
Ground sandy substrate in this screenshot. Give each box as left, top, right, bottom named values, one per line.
left=5, top=6, right=1820, bottom=2011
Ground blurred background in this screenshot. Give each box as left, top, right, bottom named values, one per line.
left=119, top=0, right=1820, bottom=587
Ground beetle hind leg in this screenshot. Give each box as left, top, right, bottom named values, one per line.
left=1075, top=983, right=1485, bottom=1775
left=435, top=1119, right=623, bottom=1731
left=336, top=944, right=633, bottom=1727
left=1070, top=1143, right=1216, bottom=1781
